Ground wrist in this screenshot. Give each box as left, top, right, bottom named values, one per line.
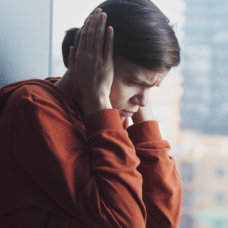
left=82, top=96, right=112, bottom=117
left=132, top=108, right=157, bottom=123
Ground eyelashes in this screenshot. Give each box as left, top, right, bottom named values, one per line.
left=127, top=80, right=141, bottom=87
left=129, top=81, right=138, bottom=85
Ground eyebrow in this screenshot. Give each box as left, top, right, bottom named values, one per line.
left=133, top=80, right=160, bottom=88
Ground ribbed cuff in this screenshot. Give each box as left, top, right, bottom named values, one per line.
left=83, top=109, right=123, bottom=136
left=127, top=121, right=162, bottom=145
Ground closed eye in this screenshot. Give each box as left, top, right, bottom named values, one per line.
left=130, top=81, right=138, bottom=85
left=128, top=81, right=141, bottom=87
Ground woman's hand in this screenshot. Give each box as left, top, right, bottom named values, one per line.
left=132, top=102, right=157, bottom=124
left=68, top=8, right=114, bottom=116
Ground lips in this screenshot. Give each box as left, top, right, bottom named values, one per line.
left=120, top=110, right=135, bottom=117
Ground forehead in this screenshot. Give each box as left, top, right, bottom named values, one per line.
left=114, top=56, right=167, bottom=82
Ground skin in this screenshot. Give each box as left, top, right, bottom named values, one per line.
left=111, top=57, right=168, bottom=122
left=54, top=8, right=169, bottom=123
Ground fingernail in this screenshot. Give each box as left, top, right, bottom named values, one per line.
left=101, top=13, right=107, bottom=20
left=95, top=8, right=102, bottom=14
left=70, top=46, right=74, bottom=54
left=86, top=15, right=93, bottom=23
left=108, top=26, right=113, bottom=35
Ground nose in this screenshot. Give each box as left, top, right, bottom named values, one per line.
left=130, top=88, right=150, bottom=107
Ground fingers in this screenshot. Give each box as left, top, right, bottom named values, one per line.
left=94, top=13, right=107, bottom=56
left=68, top=46, right=75, bottom=70
left=104, top=26, right=114, bottom=61
left=77, top=8, right=113, bottom=59
left=77, top=16, right=92, bottom=52
left=86, top=8, right=102, bottom=51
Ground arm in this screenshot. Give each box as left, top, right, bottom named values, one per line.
left=11, top=87, right=146, bottom=227
left=129, top=109, right=182, bottom=227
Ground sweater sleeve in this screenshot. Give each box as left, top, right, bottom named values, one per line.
left=127, top=121, right=182, bottom=228
left=10, top=87, right=146, bottom=228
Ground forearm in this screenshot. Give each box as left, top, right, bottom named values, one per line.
left=127, top=121, right=182, bottom=228
left=82, top=109, right=147, bottom=227
left=12, top=97, right=147, bottom=227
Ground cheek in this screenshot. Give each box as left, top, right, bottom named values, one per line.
left=110, top=79, right=132, bottom=108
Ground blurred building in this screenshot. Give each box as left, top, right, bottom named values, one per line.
left=180, top=0, right=228, bottom=136
left=175, top=135, right=228, bottom=228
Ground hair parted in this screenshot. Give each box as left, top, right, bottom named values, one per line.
left=62, top=0, right=181, bottom=70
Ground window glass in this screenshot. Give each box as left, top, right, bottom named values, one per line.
left=52, top=1, right=228, bottom=227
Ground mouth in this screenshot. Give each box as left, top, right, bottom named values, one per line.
left=120, top=110, right=136, bottom=117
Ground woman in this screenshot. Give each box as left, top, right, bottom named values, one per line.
left=0, top=0, right=182, bottom=227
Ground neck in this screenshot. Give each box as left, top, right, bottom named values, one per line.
left=54, top=71, right=82, bottom=107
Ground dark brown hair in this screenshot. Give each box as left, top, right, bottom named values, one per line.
left=62, top=28, right=79, bottom=68
left=62, top=0, right=180, bottom=70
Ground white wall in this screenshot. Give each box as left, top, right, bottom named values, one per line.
left=0, top=0, right=53, bottom=87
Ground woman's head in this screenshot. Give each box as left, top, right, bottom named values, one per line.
left=69, top=0, right=180, bottom=71
left=61, top=1, right=180, bottom=120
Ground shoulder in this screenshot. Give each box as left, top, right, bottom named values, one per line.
left=11, top=82, right=58, bottom=104
left=5, top=80, right=69, bottom=118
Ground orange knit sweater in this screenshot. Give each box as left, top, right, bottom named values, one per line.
left=0, top=78, right=182, bottom=228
